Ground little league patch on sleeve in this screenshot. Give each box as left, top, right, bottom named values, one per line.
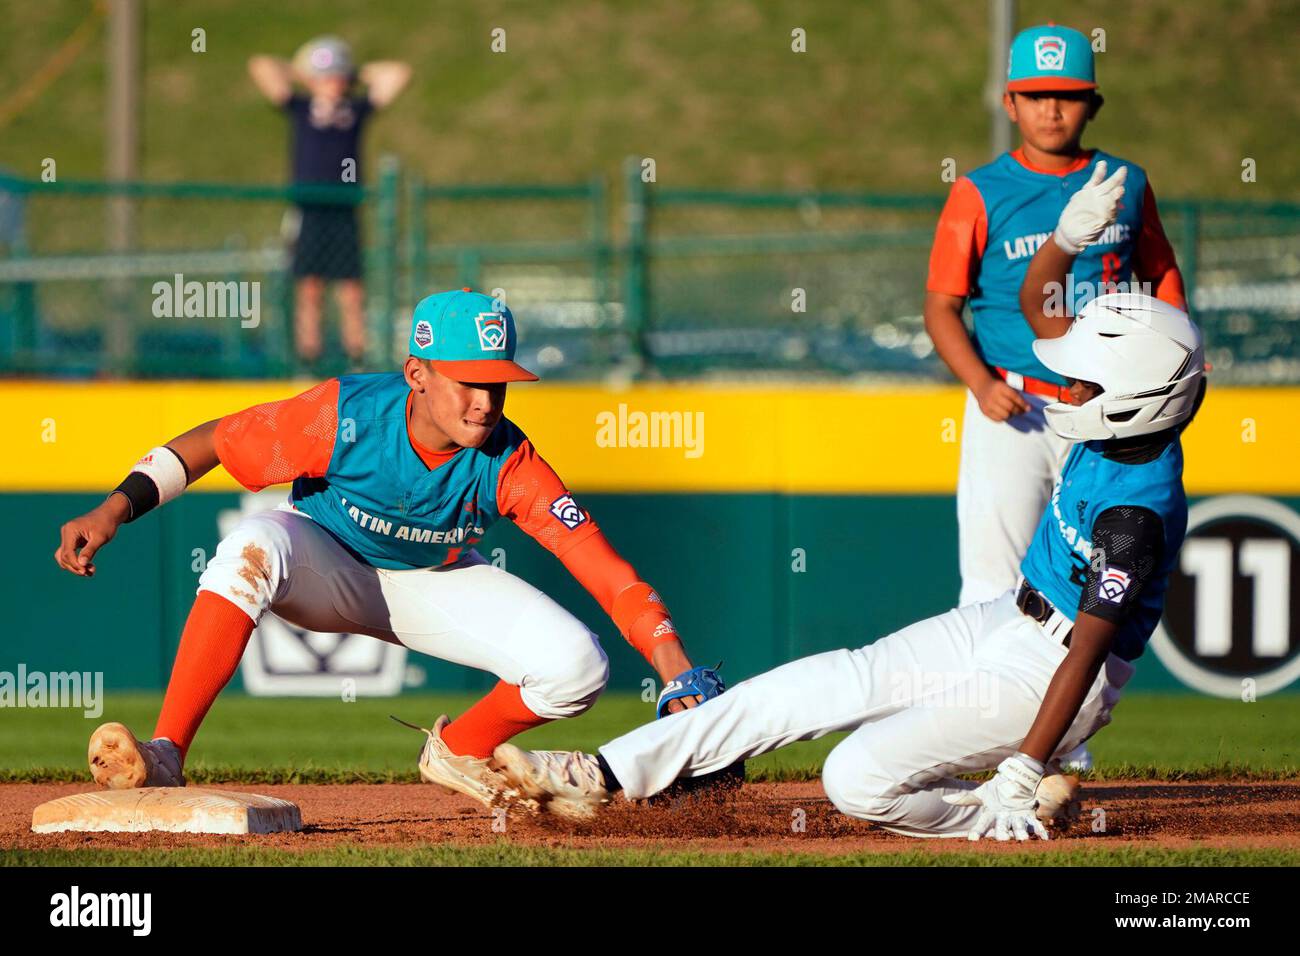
left=549, top=493, right=587, bottom=530
left=1098, top=566, right=1132, bottom=604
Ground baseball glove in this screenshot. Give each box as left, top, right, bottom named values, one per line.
left=656, top=663, right=726, bottom=718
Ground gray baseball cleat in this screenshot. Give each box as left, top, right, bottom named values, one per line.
left=88, top=722, right=185, bottom=789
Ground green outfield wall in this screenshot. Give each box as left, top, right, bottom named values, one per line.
left=4, top=381, right=1298, bottom=699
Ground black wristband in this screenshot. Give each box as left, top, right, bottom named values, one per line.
left=113, top=471, right=161, bottom=522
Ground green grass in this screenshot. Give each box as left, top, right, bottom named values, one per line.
left=8, top=691, right=1297, bottom=867
left=0, top=0, right=1295, bottom=197
left=3, top=691, right=1298, bottom=782
left=4, top=845, right=1297, bottom=868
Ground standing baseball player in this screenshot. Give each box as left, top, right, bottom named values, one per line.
left=54, top=289, right=723, bottom=807
left=924, top=24, right=1186, bottom=770
left=491, top=217, right=1206, bottom=836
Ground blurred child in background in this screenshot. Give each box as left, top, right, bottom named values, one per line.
left=249, top=36, right=411, bottom=372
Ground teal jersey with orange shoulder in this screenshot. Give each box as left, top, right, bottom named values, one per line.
left=927, top=148, right=1185, bottom=384
left=213, top=373, right=600, bottom=570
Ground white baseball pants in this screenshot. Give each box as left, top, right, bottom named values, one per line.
left=957, top=389, right=1072, bottom=606
left=197, top=502, right=609, bottom=720
left=600, top=590, right=1132, bottom=837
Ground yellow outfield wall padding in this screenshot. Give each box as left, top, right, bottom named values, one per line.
left=2, top=380, right=1297, bottom=495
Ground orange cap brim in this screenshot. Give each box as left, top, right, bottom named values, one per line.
left=1007, top=77, right=1098, bottom=92
left=430, top=359, right=539, bottom=383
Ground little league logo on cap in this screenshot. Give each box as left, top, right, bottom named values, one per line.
left=475, top=312, right=508, bottom=351
left=1007, top=24, right=1097, bottom=92
left=1034, top=35, right=1067, bottom=71
left=407, top=289, right=538, bottom=383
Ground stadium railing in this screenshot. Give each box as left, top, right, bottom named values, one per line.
left=0, top=162, right=400, bottom=379
left=1, top=159, right=1297, bottom=383
left=404, top=175, right=617, bottom=380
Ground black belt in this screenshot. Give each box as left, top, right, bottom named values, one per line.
left=1015, top=579, right=1073, bottom=647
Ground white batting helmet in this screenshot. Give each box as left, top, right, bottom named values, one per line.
left=1032, top=292, right=1205, bottom=441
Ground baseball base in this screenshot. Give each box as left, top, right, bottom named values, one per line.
left=31, top=787, right=302, bottom=835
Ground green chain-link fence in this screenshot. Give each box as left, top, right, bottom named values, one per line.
left=1, top=158, right=1297, bottom=382
left=404, top=177, right=621, bottom=380
left=630, top=169, right=1300, bottom=384
left=1154, top=200, right=1300, bottom=383
left=0, top=163, right=400, bottom=379
left=630, top=165, right=949, bottom=380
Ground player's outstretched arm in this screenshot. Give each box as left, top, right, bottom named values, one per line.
left=559, top=532, right=704, bottom=713
left=55, top=380, right=341, bottom=579
left=495, top=439, right=715, bottom=714
left=54, top=420, right=222, bottom=578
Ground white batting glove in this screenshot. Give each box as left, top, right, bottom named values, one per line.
left=1053, top=160, right=1128, bottom=255
left=944, top=754, right=1050, bottom=842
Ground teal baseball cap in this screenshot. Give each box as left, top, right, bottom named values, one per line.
left=408, top=289, right=538, bottom=383
left=1007, top=24, right=1097, bottom=92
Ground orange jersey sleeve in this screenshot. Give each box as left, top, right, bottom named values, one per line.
left=1133, top=182, right=1187, bottom=310
left=213, top=379, right=340, bottom=491
left=496, top=440, right=677, bottom=660
left=556, top=531, right=639, bottom=617
left=495, top=439, right=602, bottom=558
left=926, top=177, right=988, bottom=297
left=533, top=512, right=681, bottom=661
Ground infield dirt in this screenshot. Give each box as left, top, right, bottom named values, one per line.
left=5, top=780, right=1300, bottom=858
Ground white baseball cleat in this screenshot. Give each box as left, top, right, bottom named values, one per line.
left=395, top=714, right=526, bottom=811
left=492, top=744, right=610, bottom=820
left=88, top=722, right=185, bottom=789
left=1059, top=743, right=1093, bottom=773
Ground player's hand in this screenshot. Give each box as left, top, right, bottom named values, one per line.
left=663, top=695, right=702, bottom=715
left=54, top=495, right=129, bottom=578
left=1054, top=160, right=1127, bottom=255
left=652, top=643, right=708, bottom=714
left=656, top=664, right=726, bottom=718
left=944, top=755, right=1050, bottom=842
left=974, top=377, right=1031, bottom=422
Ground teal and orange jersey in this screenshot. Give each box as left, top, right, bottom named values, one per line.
left=211, top=373, right=679, bottom=659
left=213, top=372, right=598, bottom=569
left=927, top=148, right=1185, bottom=384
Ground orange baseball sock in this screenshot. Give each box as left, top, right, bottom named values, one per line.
left=153, top=590, right=256, bottom=759
left=441, top=681, right=550, bottom=758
